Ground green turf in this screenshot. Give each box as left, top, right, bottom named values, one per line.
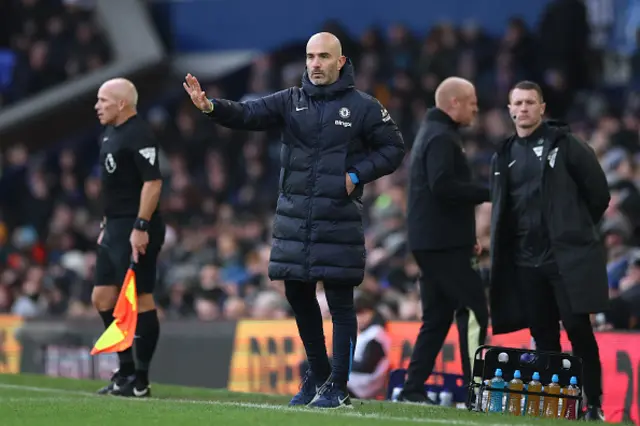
left=0, top=374, right=594, bottom=425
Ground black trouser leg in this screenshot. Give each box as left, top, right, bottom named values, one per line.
left=323, top=281, right=357, bottom=387
left=517, top=263, right=603, bottom=407
left=516, top=266, right=563, bottom=352
left=284, top=280, right=331, bottom=383
left=453, top=260, right=488, bottom=386
left=404, top=248, right=489, bottom=394
left=545, top=265, right=603, bottom=407
left=563, top=315, right=603, bottom=406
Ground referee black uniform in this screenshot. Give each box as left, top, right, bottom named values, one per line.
left=93, top=80, right=165, bottom=398
left=399, top=107, right=490, bottom=403
left=97, top=115, right=165, bottom=289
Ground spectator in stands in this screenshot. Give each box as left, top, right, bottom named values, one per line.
left=5, top=0, right=110, bottom=105
left=603, top=215, right=634, bottom=298
left=347, top=291, right=390, bottom=400
left=223, top=296, right=247, bottom=320
left=606, top=250, right=640, bottom=330
left=250, top=291, right=289, bottom=320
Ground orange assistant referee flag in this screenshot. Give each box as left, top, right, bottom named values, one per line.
left=91, top=266, right=138, bottom=355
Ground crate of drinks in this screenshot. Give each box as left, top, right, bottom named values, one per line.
left=467, top=345, right=584, bottom=420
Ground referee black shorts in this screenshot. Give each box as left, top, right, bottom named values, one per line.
left=95, top=216, right=165, bottom=295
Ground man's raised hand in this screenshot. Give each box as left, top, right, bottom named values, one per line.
left=183, top=73, right=213, bottom=112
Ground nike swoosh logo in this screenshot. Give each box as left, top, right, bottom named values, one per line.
left=338, top=395, right=349, bottom=405
left=133, top=387, right=149, bottom=397
left=296, top=107, right=307, bottom=111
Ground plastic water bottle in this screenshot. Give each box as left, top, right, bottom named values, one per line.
left=561, top=376, right=580, bottom=420
left=481, top=379, right=491, bottom=412
left=489, top=368, right=505, bottom=413
left=526, top=372, right=542, bottom=416
left=543, top=374, right=561, bottom=418
left=507, top=370, right=524, bottom=416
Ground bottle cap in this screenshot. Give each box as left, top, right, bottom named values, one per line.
left=570, top=376, right=578, bottom=385
left=552, top=374, right=559, bottom=383
left=532, top=372, right=540, bottom=380
left=495, top=368, right=503, bottom=377
left=513, top=370, right=521, bottom=379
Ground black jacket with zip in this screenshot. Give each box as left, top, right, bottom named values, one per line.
left=204, top=60, right=405, bottom=285
left=489, top=121, right=611, bottom=334
left=407, top=108, right=490, bottom=251
left=505, top=124, right=554, bottom=267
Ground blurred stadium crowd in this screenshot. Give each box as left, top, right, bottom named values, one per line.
left=1, top=0, right=640, bottom=331
left=0, top=0, right=111, bottom=107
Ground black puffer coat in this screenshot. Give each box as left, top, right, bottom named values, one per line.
left=206, top=60, right=405, bottom=285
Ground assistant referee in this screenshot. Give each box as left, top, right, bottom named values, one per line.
left=92, top=78, right=165, bottom=398
left=399, top=77, right=490, bottom=404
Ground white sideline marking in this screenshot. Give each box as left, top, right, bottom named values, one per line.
left=0, top=396, right=90, bottom=403
left=0, top=383, right=534, bottom=426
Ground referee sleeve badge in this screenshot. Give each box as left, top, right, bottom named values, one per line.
left=138, top=147, right=156, bottom=166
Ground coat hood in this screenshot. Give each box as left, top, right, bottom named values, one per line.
left=544, top=119, right=571, bottom=134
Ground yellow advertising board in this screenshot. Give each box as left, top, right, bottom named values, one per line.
left=228, top=320, right=333, bottom=395
left=0, top=315, right=23, bottom=374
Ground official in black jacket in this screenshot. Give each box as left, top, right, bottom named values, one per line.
left=489, top=81, right=609, bottom=421
left=400, top=77, right=490, bottom=403
left=183, top=32, right=405, bottom=409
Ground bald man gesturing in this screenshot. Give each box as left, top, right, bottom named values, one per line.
left=185, top=32, right=405, bottom=409
left=93, top=78, right=165, bottom=398
left=401, top=77, right=490, bottom=404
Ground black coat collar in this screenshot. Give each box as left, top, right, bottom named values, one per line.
left=301, top=58, right=355, bottom=99
left=426, top=108, right=460, bottom=129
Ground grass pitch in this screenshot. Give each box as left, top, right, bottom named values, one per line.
left=0, top=373, right=592, bottom=425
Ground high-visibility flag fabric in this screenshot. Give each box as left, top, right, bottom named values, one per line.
left=91, top=268, right=138, bottom=355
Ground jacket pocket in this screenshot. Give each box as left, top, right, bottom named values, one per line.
left=341, top=172, right=351, bottom=198
left=343, top=150, right=352, bottom=198
left=279, top=145, right=291, bottom=193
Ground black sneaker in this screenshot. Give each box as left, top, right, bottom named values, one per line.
left=289, top=370, right=321, bottom=406
left=307, top=381, right=352, bottom=409
left=96, top=370, right=129, bottom=395
left=584, top=405, right=605, bottom=421
left=109, top=375, right=136, bottom=396
left=111, top=375, right=152, bottom=398
left=396, top=389, right=437, bottom=404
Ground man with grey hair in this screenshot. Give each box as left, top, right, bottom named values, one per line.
left=250, top=291, right=289, bottom=319
left=93, top=78, right=165, bottom=398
